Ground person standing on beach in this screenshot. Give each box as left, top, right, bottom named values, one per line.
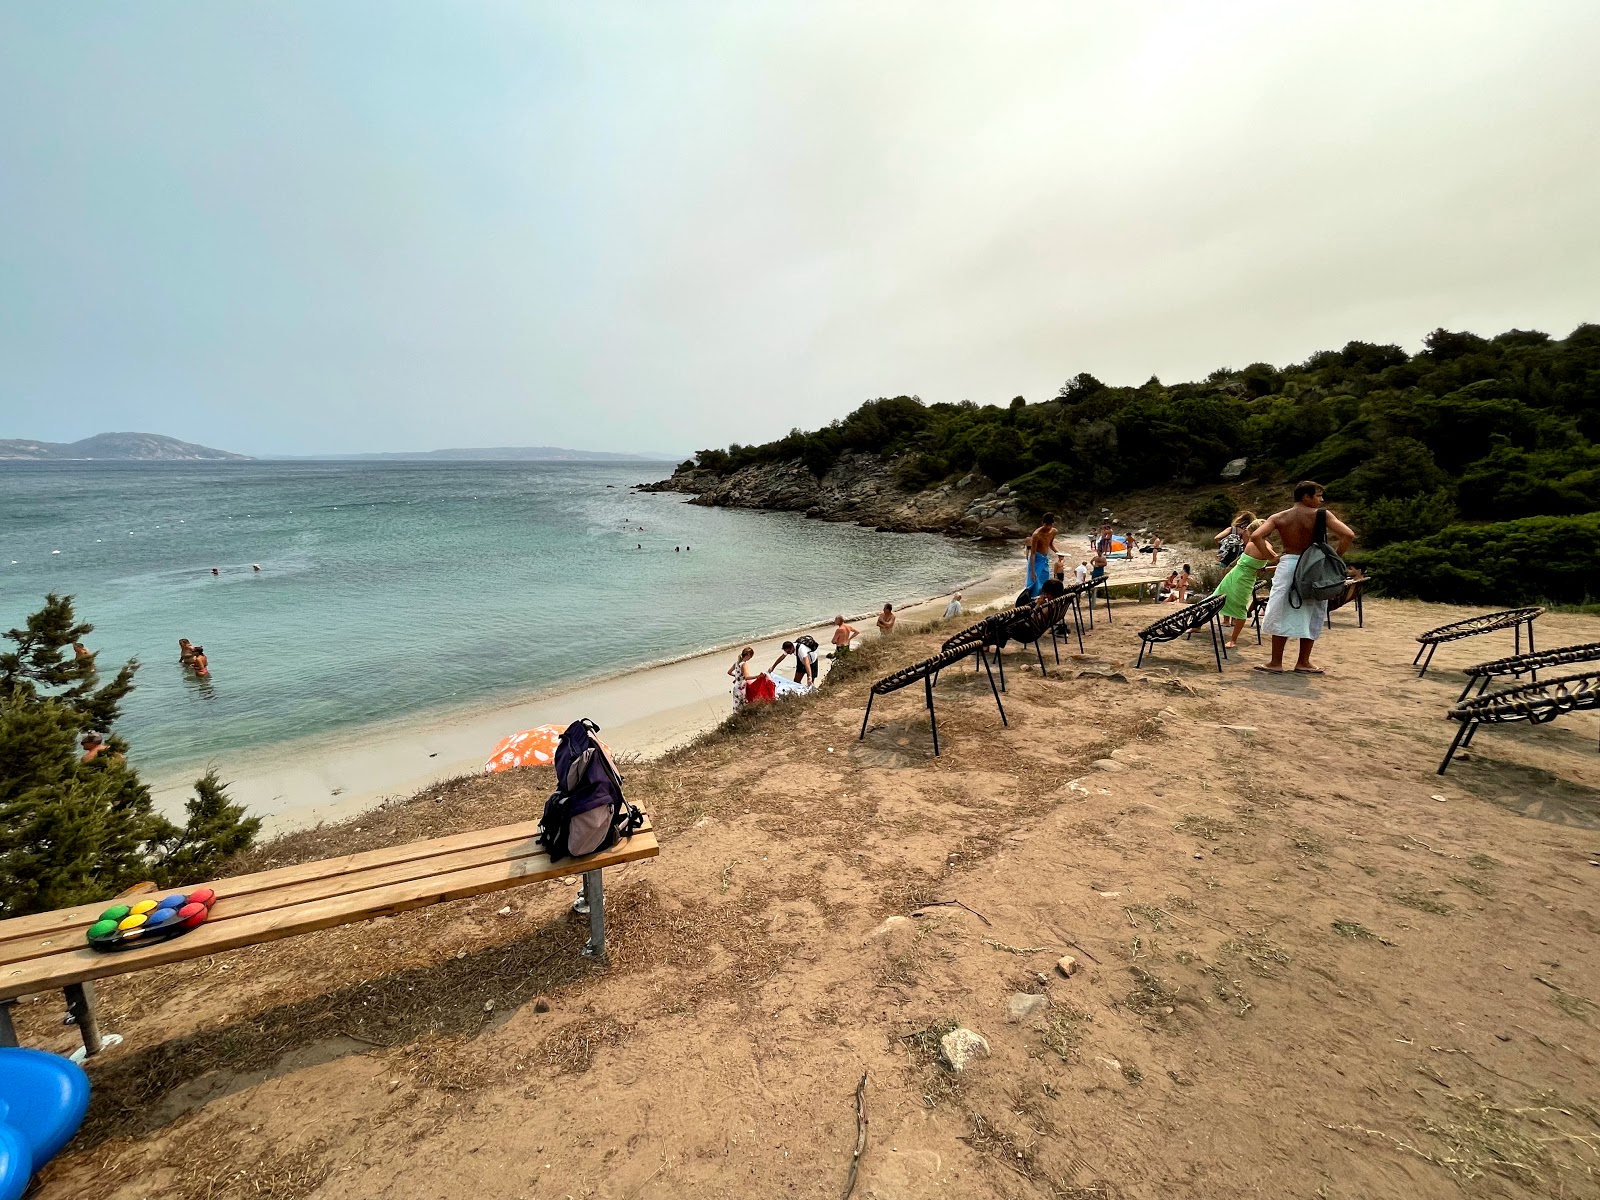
left=943, top=592, right=963, bottom=620
left=1247, top=481, right=1355, bottom=674
left=831, top=614, right=859, bottom=658
left=876, top=603, right=897, bottom=635
left=1075, top=560, right=1089, bottom=586
left=1149, top=535, right=1163, bottom=567
left=770, top=638, right=818, bottom=687
left=1212, top=519, right=1276, bottom=647
left=1026, top=514, right=1059, bottom=596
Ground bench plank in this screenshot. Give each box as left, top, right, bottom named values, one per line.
left=0, top=830, right=658, bottom=1000
left=0, top=817, right=556, bottom=948
left=0, top=819, right=653, bottom=970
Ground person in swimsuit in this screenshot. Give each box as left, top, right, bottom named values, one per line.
left=831, top=614, right=859, bottom=657
left=1026, top=515, right=1060, bottom=596
left=876, top=603, right=897, bottom=635
left=190, top=646, right=209, bottom=676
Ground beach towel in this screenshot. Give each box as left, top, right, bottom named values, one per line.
left=1213, top=552, right=1268, bottom=621
left=1262, top=553, right=1326, bottom=641
left=1026, top=551, right=1051, bottom=596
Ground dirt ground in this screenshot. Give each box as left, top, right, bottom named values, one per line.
left=18, top=595, right=1600, bottom=1200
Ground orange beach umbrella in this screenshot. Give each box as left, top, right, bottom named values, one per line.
left=484, top=723, right=610, bottom=774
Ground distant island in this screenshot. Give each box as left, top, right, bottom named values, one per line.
left=296, top=446, right=673, bottom=463
left=0, top=432, right=251, bottom=461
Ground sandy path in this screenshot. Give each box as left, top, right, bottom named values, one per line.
left=27, top=590, right=1596, bottom=1200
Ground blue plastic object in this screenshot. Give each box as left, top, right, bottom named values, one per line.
left=0, top=1048, right=90, bottom=1183
left=0, top=1122, right=32, bottom=1200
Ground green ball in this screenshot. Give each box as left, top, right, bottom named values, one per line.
left=100, top=905, right=130, bottom=922
left=86, top=919, right=119, bottom=941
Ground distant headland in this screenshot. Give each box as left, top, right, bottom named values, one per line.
left=0, top=432, right=251, bottom=461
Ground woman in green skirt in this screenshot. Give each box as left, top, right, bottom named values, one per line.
left=1212, top=517, right=1277, bottom=647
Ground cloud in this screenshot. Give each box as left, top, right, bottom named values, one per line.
left=2, top=1, right=1596, bottom=455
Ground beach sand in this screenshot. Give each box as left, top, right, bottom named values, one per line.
left=25, top=592, right=1600, bottom=1200
left=148, top=561, right=1032, bottom=832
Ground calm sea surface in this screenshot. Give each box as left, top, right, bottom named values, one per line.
left=0, top=461, right=1003, bottom=776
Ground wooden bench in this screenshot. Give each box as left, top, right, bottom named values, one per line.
left=0, top=817, right=657, bottom=1057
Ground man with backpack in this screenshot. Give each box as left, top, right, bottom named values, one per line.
left=1246, top=481, right=1355, bottom=674
left=771, top=636, right=819, bottom=686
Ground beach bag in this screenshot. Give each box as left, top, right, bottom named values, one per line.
left=537, top=719, right=646, bottom=863
left=1217, top=528, right=1245, bottom=568
left=794, top=635, right=819, bottom=653
left=1290, top=509, right=1348, bottom=608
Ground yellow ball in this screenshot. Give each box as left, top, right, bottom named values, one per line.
left=117, top=913, right=147, bottom=931
left=130, top=899, right=157, bottom=915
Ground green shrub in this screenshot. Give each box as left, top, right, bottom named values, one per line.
left=1187, top=494, right=1235, bottom=529
left=1353, top=490, right=1457, bottom=548
left=1363, top=513, right=1600, bottom=605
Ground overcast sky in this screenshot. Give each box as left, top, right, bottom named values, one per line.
left=2, top=2, right=1597, bottom=458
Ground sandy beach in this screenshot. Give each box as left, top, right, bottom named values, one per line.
left=148, top=535, right=1195, bottom=832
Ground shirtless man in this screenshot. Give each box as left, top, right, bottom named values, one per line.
left=1025, top=513, right=1059, bottom=597
left=1247, top=481, right=1355, bottom=674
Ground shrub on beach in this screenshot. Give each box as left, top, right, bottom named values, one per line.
left=1187, top=494, right=1235, bottom=529
left=1362, top=513, right=1600, bottom=606
left=0, top=594, right=261, bottom=917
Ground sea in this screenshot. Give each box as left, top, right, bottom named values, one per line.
left=0, top=460, right=1004, bottom=780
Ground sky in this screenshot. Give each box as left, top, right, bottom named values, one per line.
left=2, top=2, right=1597, bottom=459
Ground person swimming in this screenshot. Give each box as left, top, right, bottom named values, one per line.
left=178, top=637, right=195, bottom=665
left=190, top=646, right=209, bottom=676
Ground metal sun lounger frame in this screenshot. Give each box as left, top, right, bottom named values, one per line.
left=1413, top=607, right=1544, bottom=678
left=859, top=640, right=1007, bottom=757
left=1136, top=593, right=1230, bottom=673
left=1437, top=669, right=1600, bottom=775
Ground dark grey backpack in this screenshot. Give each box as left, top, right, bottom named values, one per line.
left=1290, top=509, right=1348, bottom=608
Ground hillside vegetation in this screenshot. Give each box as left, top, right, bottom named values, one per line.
left=688, top=324, right=1600, bottom=603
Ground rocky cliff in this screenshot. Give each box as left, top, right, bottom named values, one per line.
left=637, top=452, right=1032, bottom=538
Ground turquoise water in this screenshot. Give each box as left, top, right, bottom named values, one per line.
left=1, top=461, right=1002, bottom=775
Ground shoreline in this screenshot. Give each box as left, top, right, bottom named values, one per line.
left=148, top=564, right=1021, bottom=834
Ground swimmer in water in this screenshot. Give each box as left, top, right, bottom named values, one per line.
left=252, top=564, right=260, bottom=572
left=190, top=646, right=209, bottom=676
left=73, top=641, right=92, bottom=661
left=211, top=567, right=219, bottom=576
left=178, top=637, right=195, bottom=665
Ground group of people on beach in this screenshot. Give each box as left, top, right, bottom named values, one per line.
left=727, top=604, right=898, bottom=708
left=1022, top=482, right=1354, bottom=673
left=177, top=637, right=210, bottom=677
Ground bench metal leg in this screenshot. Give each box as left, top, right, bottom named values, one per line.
left=581, top=870, right=605, bottom=957
left=1417, top=644, right=1438, bottom=677
left=1070, top=599, right=1085, bottom=653
left=1458, top=676, right=1478, bottom=703
left=1438, top=720, right=1473, bottom=774
left=64, top=981, right=104, bottom=1057
left=924, top=674, right=940, bottom=757
left=858, top=693, right=876, bottom=741
left=0, top=999, right=16, bottom=1049
left=1413, top=643, right=1427, bottom=666
left=1462, top=720, right=1481, bottom=748
left=1527, top=620, right=1536, bottom=656
left=995, top=647, right=1006, bottom=692
left=980, top=650, right=1007, bottom=727
left=1515, top=623, right=1521, bottom=655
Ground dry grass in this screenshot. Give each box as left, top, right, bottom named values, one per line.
left=1394, top=888, right=1455, bottom=916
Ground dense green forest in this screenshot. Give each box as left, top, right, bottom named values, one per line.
left=687, top=324, right=1600, bottom=603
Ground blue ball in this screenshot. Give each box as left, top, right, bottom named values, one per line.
left=158, top=894, right=187, bottom=909
left=145, top=908, right=177, bottom=928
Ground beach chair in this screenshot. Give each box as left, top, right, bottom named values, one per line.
left=1249, top=577, right=1272, bottom=645
left=1135, top=594, right=1229, bottom=673
left=1414, top=607, right=1544, bottom=678
left=1455, top=641, right=1600, bottom=702
left=1324, top=575, right=1369, bottom=628
left=859, top=642, right=1007, bottom=757
left=1437, top=670, right=1600, bottom=774
left=943, top=607, right=1024, bottom=692
left=1002, top=594, right=1074, bottom=677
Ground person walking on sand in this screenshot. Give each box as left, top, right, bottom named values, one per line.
left=943, top=592, right=963, bottom=621
left=876, top=603, right=897, bottom=635
left=1026, top=514, right=1059, bottom=596
left=830, top=614, right=859, bottom=658
left=1248, top=481, right=1355, bottom=674
left=1212, top=518, right=1276, bottom=646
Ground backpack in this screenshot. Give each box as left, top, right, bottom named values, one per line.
left=1290, top=509, right=1349, bottom=608
left=794, top=634, right=819, bottom=654
left=537, top=719, right=646, bottom=863
left=1217, top=528, right=1245, bottom=568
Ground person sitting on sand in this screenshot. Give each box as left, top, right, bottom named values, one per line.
left=831, top=614, right=859, bottom=658
left=1248, top=481, right=1355, bottom=674
left=876, top=603, right=897, bottom=635
left=1176, top=564, right=1193, bottom=602
left=1158, top=570, right=1181, bottom=602
left=1212, top=519, right=1276, bottom=647
left=943, top=592, right=963, bottom=621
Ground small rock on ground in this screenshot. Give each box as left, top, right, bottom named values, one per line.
left=1007, top=993, right=1048, bottom=1023
left=865, top=915, right=911, bottom=942
left=940, top=1027, right=991, bottom=1072
left=1091, top=759, right=1126, bottom=772
left=1056, top=955, right=1078, bottom=978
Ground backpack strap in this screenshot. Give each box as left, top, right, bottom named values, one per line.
left=1313, top=506, right=1328, bottom=545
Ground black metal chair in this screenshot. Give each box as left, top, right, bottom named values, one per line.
left=1249, top=577, right=1272, bottom=645
left=1002, top=594, right=1075, bottom=677
left=1414, top=607, right=1544, bottom=678
left=1437, top=669, right=1600, bottom=774
left=1324, top=575, right=1369, bottom=628
left=1135, top=593, right=1229, bottom=673
left=859, top=641, right=1007, bottom=757
left=1455, top=641, right=1600, bottom=702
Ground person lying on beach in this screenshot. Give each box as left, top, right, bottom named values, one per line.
left=876, top=603, right=897, bottom=635
left=831, top=615, right=859, bottom=657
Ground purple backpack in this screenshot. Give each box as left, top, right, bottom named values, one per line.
left=537, top=719, right=645, bottom=862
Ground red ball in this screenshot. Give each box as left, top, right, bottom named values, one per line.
left=176, top=902, right=206, bottom=921
left=182, top=910, right=209, bottom=929
left=187, top=887, right=217, bottom=907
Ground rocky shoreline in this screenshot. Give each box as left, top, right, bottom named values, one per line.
left=636, top=452, right=1032, bottom=538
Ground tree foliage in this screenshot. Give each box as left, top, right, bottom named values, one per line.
left=0, top=595, right=261, bottom=917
